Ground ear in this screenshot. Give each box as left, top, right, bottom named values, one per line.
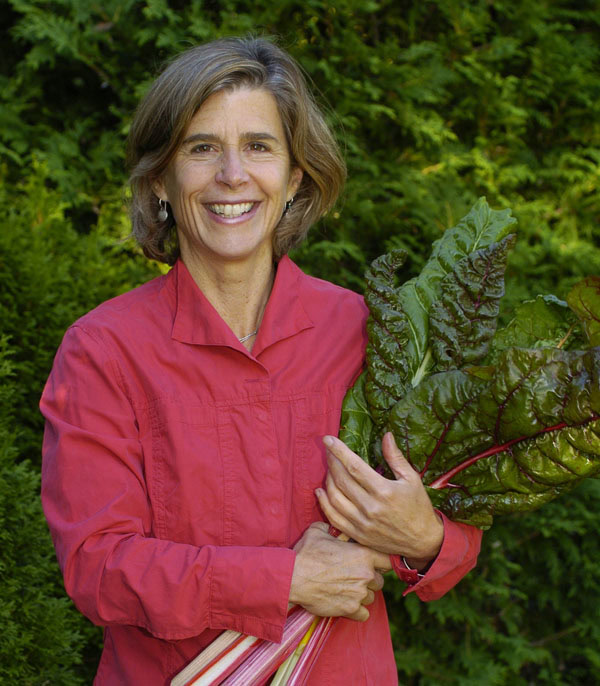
left=287, top=166, right=303, bottom=199
left=152, top=178, right=168, bottom=203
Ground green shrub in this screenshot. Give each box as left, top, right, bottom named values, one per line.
left=3, top=0, right=599, bottom=301
left=0, top=367, right=92, bottom=683
left=0, top=163, right=157, bottom=681
left=0, top=331, right=94, bottom=684
left=385, top=479, right=600, bottom=685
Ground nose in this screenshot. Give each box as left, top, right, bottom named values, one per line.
left=215, top=146, right=249, bottom=188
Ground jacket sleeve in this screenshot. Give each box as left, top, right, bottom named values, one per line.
left=391, top=511, right=482, bottom=601
left=40, top=325, right=295, bottom=643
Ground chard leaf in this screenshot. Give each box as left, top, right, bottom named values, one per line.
left=339, top=370, right=375, bottom=463
left=364, top=199, right=517, bottom=427
left=463, top=365, right=496, bottom=381
left=386, top=347, right=600, bottom=528
left=364, top=249, right=412, bottom=427
left=427, top=488, right=565, bottom=530
left=430, top=234, right=515, bottom=370
left=385, top=370, right=492, bottom=478
left=567, top=276, right=600, bottom=346
left=490, top=295, right=582, bottom=359
left=397, top=198, right=516, bottom=383
left=427, top=197, right=517, bottom=282
left=340, top=198, right=600, bottom=529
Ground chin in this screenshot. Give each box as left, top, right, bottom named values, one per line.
left=203, top=239, right=274, bottom=264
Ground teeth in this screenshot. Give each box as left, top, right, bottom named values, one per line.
left=208, top=202, right=254, bottom=217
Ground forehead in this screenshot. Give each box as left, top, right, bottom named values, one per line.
left=186, top=87, right=286, bottom=140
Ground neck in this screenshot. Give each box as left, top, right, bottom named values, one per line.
left=181, top=247, right=276, bottom=348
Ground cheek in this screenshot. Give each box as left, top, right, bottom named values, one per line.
left=166, top=164, right=210, bottom=202
left=254, top=164, right=293, bottom=199
left=169, top=186, right=203, bottom=232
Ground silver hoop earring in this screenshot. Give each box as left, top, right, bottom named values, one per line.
left=284, top=196, right=294, bottom=215
left=157, top=199, right=169, bottom=222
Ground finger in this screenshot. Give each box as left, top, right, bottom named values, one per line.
left=381, top=432, right=418, bottom=481
left=324, top=469, right=365, bottom=521
left=327, top=453, right=369, bottom=502
left=315, top=488, right=358, bottom=540
left=323, top=436, right=380, bottom=494
left=370, top=549, right=393, bottom=572
left=367, top=571, right=385, bottom=592
left=347, top=604, right=370, bottom=622
left=362, top=589, right=375, bottom=606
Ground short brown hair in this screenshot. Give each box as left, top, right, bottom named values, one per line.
left=127, top=36, right=346, bottom=264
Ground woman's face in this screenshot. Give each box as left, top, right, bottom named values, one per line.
left=156, top=87, right=303, bottom=267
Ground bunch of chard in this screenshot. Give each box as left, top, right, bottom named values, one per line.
left=170, top=607, right=330, bottom=686
left=341, top=197, right=600, bottom=528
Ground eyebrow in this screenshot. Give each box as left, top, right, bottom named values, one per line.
left=181, top=132, right=281, bottom=146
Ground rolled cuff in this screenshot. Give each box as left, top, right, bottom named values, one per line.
left=392, top=511, right=482, bottom=602
left=210, top=545, right=296, bottom=642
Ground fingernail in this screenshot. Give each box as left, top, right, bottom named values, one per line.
left=315, top=488, right=323, bottom=497
left=323, top=435, right=335, bottom=447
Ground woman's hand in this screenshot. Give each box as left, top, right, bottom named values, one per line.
left=316, top=432, right=444, bottom=571
left=289, top=522, right=391, bottom=621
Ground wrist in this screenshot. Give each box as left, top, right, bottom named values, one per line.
left=404, top=553, right=435, bottom=573
left=391, top=555, right=423, bottom=585
left=407, top=512, right=444, bottom=570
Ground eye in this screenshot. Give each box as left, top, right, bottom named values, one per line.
left=191, top=143, right=216, bottom=154
left=248, top=142, right=268, bottom=152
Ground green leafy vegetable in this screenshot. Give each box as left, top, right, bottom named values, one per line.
left=340, top=199, right=600, bottom=528
left=567, top=276, right=600, bottom=347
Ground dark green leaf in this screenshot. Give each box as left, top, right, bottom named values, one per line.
left=430, top=234, right=515, bottom=370
left=400, top=197, right=517, bottom=385
left=363, top=249, right=412, bottom=427
left=490, top=294, right=583, bottom=358
left=567, top=276, right=600, bottom=346
left=338, top=370, right=374, bottom=462
left=363, top=199, right=517, bottom=430
left=388, top=347, right=600, bottom=528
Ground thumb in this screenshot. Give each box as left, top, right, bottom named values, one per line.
left=371, top=549, right=393, bottom=573
left=381, top=432, right=416, bottom=481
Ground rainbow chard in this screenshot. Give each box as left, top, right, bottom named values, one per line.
left=340, top=198, right=600, bottom=528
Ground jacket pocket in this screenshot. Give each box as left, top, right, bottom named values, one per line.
left=145, top=396, right=223, bottom=546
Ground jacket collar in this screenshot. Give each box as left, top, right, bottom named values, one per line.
left=170, top=256, right=314, bottom=353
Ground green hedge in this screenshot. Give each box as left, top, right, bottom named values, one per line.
left=0, top=164, right=157, bottom=683
left=2, top=0, right=599, bottom=682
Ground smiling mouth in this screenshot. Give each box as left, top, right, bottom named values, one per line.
left=207, top=202, right=256, bottom=218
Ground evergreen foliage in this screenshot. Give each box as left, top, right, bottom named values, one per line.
left=387, top=480, right=600, bottom=685
left=2, top=0, right=599, bottom=681
left=0, top=163, right=156, bottom=682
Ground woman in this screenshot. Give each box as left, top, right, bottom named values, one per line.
left=41, top=37, right=481, bottom=685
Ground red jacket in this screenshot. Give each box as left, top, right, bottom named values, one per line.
left=41, top=257, right=481, bottom=685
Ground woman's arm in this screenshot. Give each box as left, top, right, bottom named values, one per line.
left=41, top=325, right=295, bottom=643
